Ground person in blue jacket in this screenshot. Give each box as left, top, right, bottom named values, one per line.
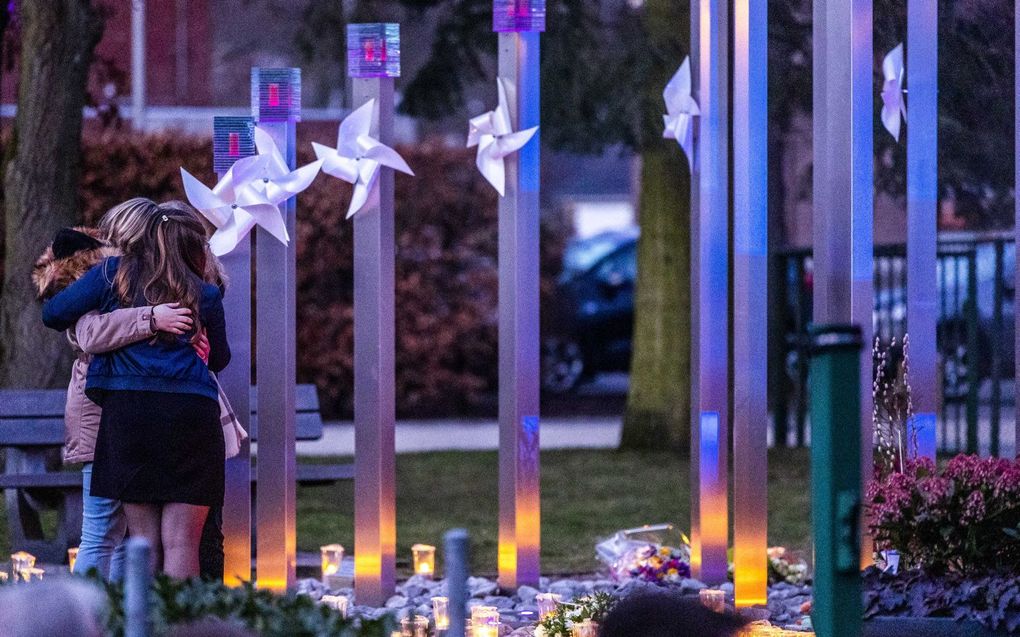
left=43, top=202, right=230, bottom=578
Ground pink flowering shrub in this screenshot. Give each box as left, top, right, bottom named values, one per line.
left=866, top=455, right=1020, bottom=573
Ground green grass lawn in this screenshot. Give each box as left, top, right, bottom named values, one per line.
left=299, top=447, right=811, bottom=576
left=0, top=448, right=811, bottom=576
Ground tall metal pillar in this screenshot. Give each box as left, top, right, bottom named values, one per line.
left=130, top=0, right=146, bottom=130
left=494, top=0, right=543, bottom=591
left=693, top=0, right=729, bottom=587
left=1015, top=0, right=1019, bottom=458
left=348, top=23, right=399, bottom=606
left=688, top=0, right=703, bottom=583
left=212, top=116, right=255, bottom=585
left=812, top=0, right=874, bottom=566
left=252, top=67, right=300, bottom=592
left=906, top=0, right=938, bottom=459
left=732, top=0, right=768, bottom=607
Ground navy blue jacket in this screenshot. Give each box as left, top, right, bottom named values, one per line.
left=43, top=257, right=230, bottom=402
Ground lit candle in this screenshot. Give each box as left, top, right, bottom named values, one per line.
left=21, top=567, right=44, bottom=582
left=432, top=596, right=450, bottom=630
left=470, top=606, right=500, bottom=637
left=0, top=572, right=8, bottom=583
left=699, top=588, right=726, bottom=613
left=400, top=616, right=429, bottom=637
left=535, top=592, right=562, bottom=620
left=320, top=544, right=345, bottom=585
left=412, top=544, right=436, bottom=579
left=10, top=551, right=35, bottom=582
left=68, top=547, right=79, bottom=573
left=321, top=595, right=349, bottom=618
left=571, top=619, right=598, bottom=637
left=346, top=23, right=401, bottom=79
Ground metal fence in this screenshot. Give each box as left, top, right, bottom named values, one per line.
left=774, top=232, right=1015, bottom=455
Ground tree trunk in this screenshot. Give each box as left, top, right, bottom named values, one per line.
left=620, top=0, right=691, bottom=451
left=621, top=149, right=691, bottom=450
left=0, top=1, right=103, bottom=388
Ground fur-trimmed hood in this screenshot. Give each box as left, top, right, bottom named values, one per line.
left=33, top=227, right=119, bottom=301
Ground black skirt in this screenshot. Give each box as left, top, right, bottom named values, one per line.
left=91, top=390, right=224, bottom=507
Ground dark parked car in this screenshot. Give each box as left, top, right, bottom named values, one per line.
left=542, top=229, right=638, bottom=394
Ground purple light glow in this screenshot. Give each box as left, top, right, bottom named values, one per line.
left=251, top=68, right=301, bottom=122
left=493, top=0, right=545, bottom=33
left=347, top=24, right=400, bottom=78
left=212, top=116, right=256, bottom=174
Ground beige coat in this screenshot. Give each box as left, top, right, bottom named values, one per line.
left=34, top=227, right=246, bottom=465
left=64, top=308, right=155, bottom=464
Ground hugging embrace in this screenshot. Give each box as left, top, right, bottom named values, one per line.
left=37, top=197, right=244, bottom=580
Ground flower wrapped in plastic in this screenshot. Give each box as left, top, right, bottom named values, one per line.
left=595, top=524, right=691, bottom=582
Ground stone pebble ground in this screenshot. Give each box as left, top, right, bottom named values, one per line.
left=297, top=574, right=814, bottom=634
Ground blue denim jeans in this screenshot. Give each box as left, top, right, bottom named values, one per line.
left=76, top=463, right=127, bottom=580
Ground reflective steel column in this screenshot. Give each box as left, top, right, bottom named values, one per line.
left=732, top=0, right=768, bottom=607
left=906, top=0, right=938, bottom=459
left=213, top=116, right=255, bottom=586
left=349, top=24, right=399, bottom=606
left=688, top=0, right=702, bottom=580
left=252, top=67, right=299, bottom=592
left=812, top=0, right=874, bottom=565
left=693, top=0, right=729, bottom=586
left=496, top=28, right=542, bottom=590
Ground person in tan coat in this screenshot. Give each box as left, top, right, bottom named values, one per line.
left=34, top=226, right=193, bottom=579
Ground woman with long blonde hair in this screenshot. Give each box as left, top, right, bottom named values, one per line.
left=43, top=202, right=230, bottom=577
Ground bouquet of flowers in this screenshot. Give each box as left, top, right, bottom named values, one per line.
left=535, top=593, right=616, bottom=637
left=629, top=544, right=692, bottom=584
left=767, top=547, right=809, bottom=585
left=595, top=524, right=692, bottom=583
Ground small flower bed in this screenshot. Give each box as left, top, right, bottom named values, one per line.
left=866, top=455, right=1020, bottom=574
left=628, top=545, right=693, bottom=584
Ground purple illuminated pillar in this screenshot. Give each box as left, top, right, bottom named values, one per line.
left=691, top=0, right=729, bottom=586
left=1016, top=0, right=1020, bottom=459
left=812, top=0, right=874, bottom=565
left=494, top=0, right=543, bottom=590
left=732, top=0, right=768, bottom=607
left=348, top=23, right=399, bottom=605
left=212, top=116, right=256, bottom=585
left=252, top=67, right=300, bottom=592
left=906, top=0, right=938, bottom=459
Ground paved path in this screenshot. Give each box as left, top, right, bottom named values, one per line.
left=292, top=417, right=622, bottom=456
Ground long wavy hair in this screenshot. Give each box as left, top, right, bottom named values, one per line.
left=114, top=203, right=209, bottom=343
left=98, top=197, right=160, bottom=251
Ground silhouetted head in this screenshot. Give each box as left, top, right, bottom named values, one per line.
left=599, top=592, right=749, bottom=637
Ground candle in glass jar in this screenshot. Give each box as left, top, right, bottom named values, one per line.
left=699, top=588, right=726, bottom=613
left=432, top=596, right=450, bottom=630
left=411, top=544, right=436, bottom=579
left=470, top=606, right=500, bottom=637
left=68, top=547, right=79, bottom=573
left=321, top=595, right=349, bottom=618
left=10, top=552, right=35, bottom=582
left=571, top=619, right=598, bottom=637
left=535, top=592, right=562, bottom=620
left=320, top=544, right=344, bottom=585
left=400, top=616, right=429, bottom=637
left=20, top=567, right=44, bottom=582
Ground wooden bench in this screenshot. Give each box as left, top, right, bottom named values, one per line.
left=0, top=384, right=350, bottom=563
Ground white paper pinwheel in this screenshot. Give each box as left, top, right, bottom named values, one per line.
left=881, top=43, right=907, bottom=142
left=312, top=100, right=415, bottom=219
left=180, top=155, right=286, bottom=256
left=663, top=56, right=700, bottom=171
left=466, top=78, right=539, bottom=197
left=252, top=126, right=323, bottom=210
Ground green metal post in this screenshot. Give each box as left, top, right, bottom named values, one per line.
left=809, top=324, right=862, bottom=637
